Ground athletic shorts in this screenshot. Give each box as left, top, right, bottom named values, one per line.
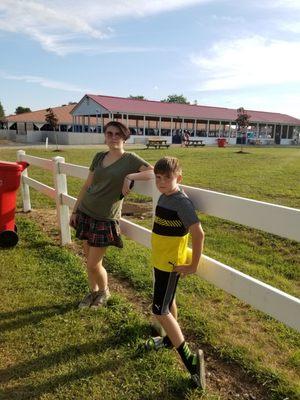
left=152, top=267, right=180, bottom=315
left=74, top=210, right=123, bottom=248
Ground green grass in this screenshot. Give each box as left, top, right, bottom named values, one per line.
left=1, top=145, right=300, bottom=208
left=1, top=145, right=300, bottom=399
left=0, top=218, right=214, bottom=400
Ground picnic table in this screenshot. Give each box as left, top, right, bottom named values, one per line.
left=146, top=138, right=170, bottom=149
left=185, top=139, right=205, bottom=147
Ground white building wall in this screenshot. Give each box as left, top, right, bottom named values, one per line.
left=72, top=95, right=108, bottom=116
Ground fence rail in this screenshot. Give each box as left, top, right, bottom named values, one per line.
left=16, top=150, right=300, bottom=332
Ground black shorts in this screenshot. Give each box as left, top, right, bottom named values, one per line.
left=152, top=267, right=180, bottom=315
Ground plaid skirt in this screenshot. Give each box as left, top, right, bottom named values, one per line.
left=75, top=210, right=123, bottom=248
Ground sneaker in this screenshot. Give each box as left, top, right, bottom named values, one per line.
left=191, top=349, right=206, bottom=390
left=90, top=288, right=111, bottom=308
left=145, top=336, right=173, bottom=351
left=78, top=292, right=95, bottom=309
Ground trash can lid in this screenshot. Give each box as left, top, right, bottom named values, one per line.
left=0, top=160, right=24, bottom=171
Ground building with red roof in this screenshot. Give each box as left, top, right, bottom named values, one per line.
left=4, top=94, right=300, bottom=145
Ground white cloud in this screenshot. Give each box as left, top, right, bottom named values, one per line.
left=0, top=70, right=93, bottom=93
left=191, top=36, right=300, bottom=91
left=197, top=92, right=300, bottom=119
left=269, top=0, right=300, bottom=9
left=279, top=21, right=300, bottom=34
left=0, top=0, right=212, bottom=55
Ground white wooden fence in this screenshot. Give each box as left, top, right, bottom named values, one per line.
left=16, top=150, right=300, bottom=332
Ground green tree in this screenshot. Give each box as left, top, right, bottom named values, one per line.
left=15, top=106, right=31, bottom=114
left=235, top=107, right=251, bottom=153
left=0, top=101, right=5, bottom=120
left=161, top=94, right=190, bottom=104
left=0, top=101, right=6, bottom=128
left=45, top=108, right=59, bottom=150
left=128, top=95, right=147, bottom=100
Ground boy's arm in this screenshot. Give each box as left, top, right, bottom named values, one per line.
left=173, top=222, right=205, bottom=276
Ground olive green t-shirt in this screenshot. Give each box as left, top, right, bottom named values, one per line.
left=78, top=151, right=150, bottom=220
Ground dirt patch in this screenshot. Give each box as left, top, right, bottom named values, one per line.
left=0, top=139, right=15, bottom=146
left=19, top=207, right=272, bottom=400
left=122, top=201, right=152, bottom=218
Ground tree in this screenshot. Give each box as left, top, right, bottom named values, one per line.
left=15, top=106, right=31, bottom=114
left=235, top=107, right=251, bottom=153
left=0, top=101, right=6, bottom=128
left=128, top=95, right=147, bottom=100
left=0, top=101, right=5, bottom=119
left=161, top=94, right=190, bottom=104
left=45, top=108, right=59, bottom=150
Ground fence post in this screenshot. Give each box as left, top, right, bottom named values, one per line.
left=52, top=156, right=71, bottom=245
left=17, top=150, right=31, bottom=212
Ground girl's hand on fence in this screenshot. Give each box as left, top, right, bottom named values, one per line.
left=69, top=213, right=77, bottom=228
left=120, top=177, right=134, bottom=199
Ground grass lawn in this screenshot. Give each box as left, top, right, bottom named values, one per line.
left=0, top=145, right=299, bottom=399
left=1, top=218, right=205, bottom=400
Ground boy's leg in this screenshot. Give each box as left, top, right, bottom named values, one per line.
left=150, top=268, right=205, bottom=389
left=151, top=299, right=177, bottom=339
left=155, top=313, right=183, bottom=348
left=170, top=298, right=177, bottom=320
left=157, top=313, right=206, bottom=390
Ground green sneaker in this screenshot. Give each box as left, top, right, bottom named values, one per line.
left=191, top=349, right=206, bottom=390
left=78, top=292, right=95, bottom=309
left=90, top=288, right=111, bottom=309
left=145, top=336, right=173, bottom=351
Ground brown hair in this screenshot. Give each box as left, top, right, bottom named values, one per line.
left=154, top=156, right=182, bottom=177
left=104, top=121, right=131, bottom=140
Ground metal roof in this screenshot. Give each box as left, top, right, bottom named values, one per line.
left=86, top=94, right=300, bottom=125
left=6, top=95, right=300, bottom=126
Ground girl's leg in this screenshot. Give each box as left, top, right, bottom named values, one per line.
left=83, top=240, right=90, bottom=259
left=86, top=246, right=107, bottom=292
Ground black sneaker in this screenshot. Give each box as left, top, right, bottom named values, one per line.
left=191, top=349, right=206, bottom=390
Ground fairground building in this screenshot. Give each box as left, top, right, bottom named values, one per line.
left=3, top=94, right=300, bottom=145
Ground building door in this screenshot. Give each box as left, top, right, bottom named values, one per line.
left=275, top=125, right=281, bottom=144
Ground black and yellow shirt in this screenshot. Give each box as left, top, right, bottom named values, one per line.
left=151, top=190, right=199, bottom=272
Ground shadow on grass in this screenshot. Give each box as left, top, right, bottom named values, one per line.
left=0, top=337, right=193, bottom=400
left=0, top=337, right=117, bottom=384
left=0, top=360, right=118, bottom=400
left=0, top=302, right=77, bottom=333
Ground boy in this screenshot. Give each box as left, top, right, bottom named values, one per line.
left=146, top=156, right=206, bottom=389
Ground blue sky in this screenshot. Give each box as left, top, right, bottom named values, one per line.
left=1, top=0, right=300, bottom=117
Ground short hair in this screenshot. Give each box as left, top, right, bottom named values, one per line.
left=104, top=121, right=130, bottom=140
left=154, top=156, right=182, bottom=177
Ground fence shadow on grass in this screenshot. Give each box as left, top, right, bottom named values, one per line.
left=0, top=337, right=192, bottom=400
left=0, top=302, right=76, bottom=333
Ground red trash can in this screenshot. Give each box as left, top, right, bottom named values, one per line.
left=0, top=161, right=29, bottom=247
left=217, top=138, right=227, bottom=147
